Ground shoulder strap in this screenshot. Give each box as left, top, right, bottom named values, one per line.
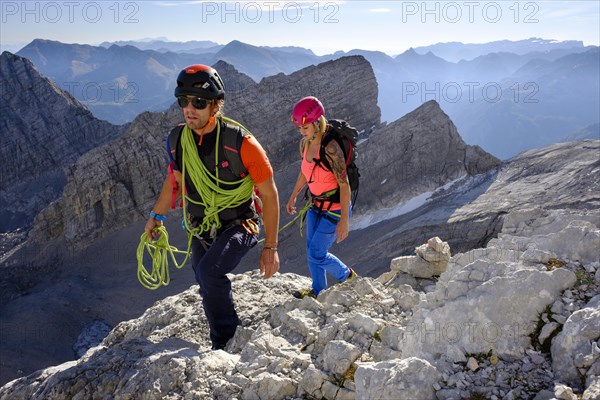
left=168, top=121, right=249, bottom=178
left=221, top=120, right=249, bottom=178
left=167, top=124, right=185, bottom=168
left=166, top=124, right=186, bottom=209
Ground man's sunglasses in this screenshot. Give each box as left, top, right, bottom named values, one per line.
left=177, top=96, right=212, bottom=110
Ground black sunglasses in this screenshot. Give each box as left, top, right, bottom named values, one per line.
left=177, top=96, right=211, bottom=110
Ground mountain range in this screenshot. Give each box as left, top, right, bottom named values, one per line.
left=412, top=37, right=585, bottom=62
left=15, top=37, right=599, bottom=158
left=0, top=38, right=598, bottom=394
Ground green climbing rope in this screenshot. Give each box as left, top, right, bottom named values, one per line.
left=282, top=199, right=312, bottom=238
left=137, top=225, right=191, bottom=290
left=179, top=123, right=255, bottom=237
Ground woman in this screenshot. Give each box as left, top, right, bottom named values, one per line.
left=286, top=96, right=357, bottom=298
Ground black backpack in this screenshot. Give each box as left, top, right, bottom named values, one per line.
left=315, top=119, right=360, bottom=208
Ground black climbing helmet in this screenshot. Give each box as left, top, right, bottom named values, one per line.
left=174, top=64, right=225, bottom=100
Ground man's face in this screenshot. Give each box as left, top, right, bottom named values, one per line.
left=177, top=96, right=214, bottom=131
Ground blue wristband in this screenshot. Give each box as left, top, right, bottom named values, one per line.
left=150, top=211, right=167, bottom=221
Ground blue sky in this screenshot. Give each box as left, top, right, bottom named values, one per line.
left=1, top=1, right=599, bottom=55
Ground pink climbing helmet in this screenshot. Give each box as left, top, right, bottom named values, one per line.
left=291, top=96, right=325, bottom=126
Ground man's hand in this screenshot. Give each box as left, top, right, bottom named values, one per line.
left=144, top=218, right=162, bottom=241
left=260, top=248, right=279, bottom=279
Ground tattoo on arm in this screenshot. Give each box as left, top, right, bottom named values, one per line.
left=325, top=142, right=348, bottom=185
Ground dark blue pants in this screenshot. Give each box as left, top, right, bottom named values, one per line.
left=191, top=225, right=257, bottom=349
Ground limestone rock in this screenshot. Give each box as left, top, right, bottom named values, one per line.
left=551, top=295, right=600, bottom=389
left=354, top=357, right=441, bottom=400
left=554, top=384, right=578, bottom=400
left=466, top=357, right=479, bottom=372
left=401, top=209, right=594, bottom=361
left=318, top=340, right=361, bottom=377
left=583, top=375, right=600, bottom=400
left=405, top=266, right=576, bottom=359
left=390, top=237, right=451, bottom=278
left=538, top=322, right=560, bottom=345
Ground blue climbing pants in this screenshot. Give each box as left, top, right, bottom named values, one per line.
left=191, top=225, right=257, bottom=349
left=305, top=207, right=351, bottom=295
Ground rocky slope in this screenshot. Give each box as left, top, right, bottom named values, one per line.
left=0, top=51, right=124, bottom=232
left=1, top=204, right=597, bottom=399
left=1, top=141, right=600, bottom=394
left=344, top=140, right=600, bottom=276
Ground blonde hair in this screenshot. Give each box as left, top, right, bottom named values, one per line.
left=316, top=115, right=327, bottom=134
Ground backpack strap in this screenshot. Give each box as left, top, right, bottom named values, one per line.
left=220, top=123, right=249, bottom=178
left=166, top=125, right=185, bottom=209
left=220, top=119, right=263, bottom=218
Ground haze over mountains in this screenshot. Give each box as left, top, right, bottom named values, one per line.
left=14, top=37, right=599, bottom=158
left=1, top=55, right=599, bottom=398
left=1, top=33, right=599, bottom=397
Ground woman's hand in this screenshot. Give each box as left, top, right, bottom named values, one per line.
left=286, top=196, right=297, bottom=215
left=335, top=218, right=349, bottom=243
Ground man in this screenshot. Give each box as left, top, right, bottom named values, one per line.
left=145, top=64, right=280, bottom=350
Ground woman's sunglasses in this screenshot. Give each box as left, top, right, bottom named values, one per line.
left=177, top=96, right=212, bottom=110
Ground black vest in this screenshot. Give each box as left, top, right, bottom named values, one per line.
left=169, top=119, right=256, bottom=225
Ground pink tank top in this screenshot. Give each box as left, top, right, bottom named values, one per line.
left=301, top=145, right=341, bottom=211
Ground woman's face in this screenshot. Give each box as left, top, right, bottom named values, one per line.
left=298, top=123, right=317, bottom=140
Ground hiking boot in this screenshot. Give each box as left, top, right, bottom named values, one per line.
left=345, top=268, right=358, bottom=283
left=293, top=288, right=316, bottom=299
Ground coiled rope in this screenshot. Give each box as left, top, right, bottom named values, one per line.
left=137, top=226, right=191, bottom=290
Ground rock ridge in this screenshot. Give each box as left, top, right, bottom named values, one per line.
left=0, top=51, right=124, bottom=232
left=356, top=100, right=500, bottom=215
left=1, top=206, right=597, bottom=399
